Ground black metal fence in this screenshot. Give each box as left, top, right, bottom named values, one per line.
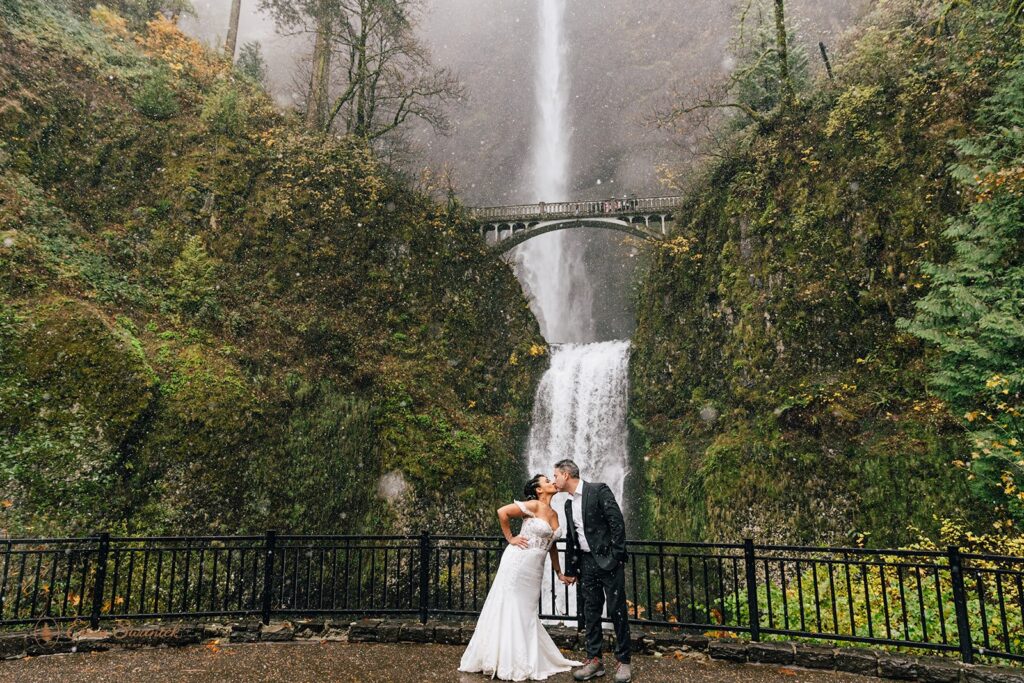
left=2, top=533, right=1022, bottom=664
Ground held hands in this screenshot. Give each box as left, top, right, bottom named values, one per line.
left=557, top=572, right=576, bottom=585
left=507, top=535, right=529, bottom=549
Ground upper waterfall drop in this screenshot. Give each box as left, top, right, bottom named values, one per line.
left=509, top=0, right=596, bottom=345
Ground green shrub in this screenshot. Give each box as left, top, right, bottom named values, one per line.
left=199, top=79, right=248, bottom=135
left=133, top=69, right=179, bottom=119
left=169, top=234, right=221, bottom=320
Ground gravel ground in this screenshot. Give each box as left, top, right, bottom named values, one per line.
left=0, top=641, right=885, bottom=683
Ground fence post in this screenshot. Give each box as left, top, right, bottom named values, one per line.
left=419, top=530, right=430, bottom=625
left=948, top=545, right=974, bottom=664
left=90, top=532, right=110, bottom=630
left=743, top=539, right=760, bottom=641
left=261, top=530, right=277, bottom=625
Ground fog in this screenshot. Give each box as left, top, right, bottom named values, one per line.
left=182, top=0, right=870, bottom=206
left=180, top=1, right=870, bottom=341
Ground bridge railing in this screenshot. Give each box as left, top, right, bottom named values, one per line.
left=1, top=533, right=1018, bottom=664
left=470, top=195, right=686, bottom=222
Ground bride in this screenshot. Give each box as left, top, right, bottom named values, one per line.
left=458, top=474, right=582, bottom=681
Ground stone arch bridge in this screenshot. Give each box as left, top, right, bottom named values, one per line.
left=468, top=195, right=683, bottom=251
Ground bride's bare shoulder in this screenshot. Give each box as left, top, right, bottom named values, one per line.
left=523, top=499, right=543, bottom=514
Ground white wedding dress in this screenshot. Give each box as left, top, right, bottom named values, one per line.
left=458, top=501, right=582, bottom=681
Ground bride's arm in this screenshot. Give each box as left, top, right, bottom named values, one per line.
left=548, top=542, right=562, bottom=574
left=497, top=503, right=529, bottom=548
left=550, top=531, right=574, bottom=584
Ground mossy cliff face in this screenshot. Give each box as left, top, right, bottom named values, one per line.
left=629, top=1, right=1019, bottom=546
left=0, top=0, right=545, bottom=537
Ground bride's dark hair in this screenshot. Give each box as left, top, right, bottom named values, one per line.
left=523, top=474, right=544, bottom=501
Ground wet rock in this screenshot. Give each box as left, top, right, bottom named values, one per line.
left=834, top=648, right=879, bottom=676
left=632, top=634, right=655, bottom=654
left=748, top=642, right=794, bottom=665
left=648, top=632, right=685, bottom=652
left=259, top=621, right=294, bottom=642
left=793, top=644, right=835, bottom=670
left=231, top=622, right=261, bottom=633
left=0, top=634, right=27, bottom=659
left=399, top=623, right=434, bottom=643
left=917, top=658, right=963, bottom=683
left=320, top=628, right=347, bottom=642
left=708, top=639, right=748, bottom=663
left=682, top=634, right=709, bottom=651
left=432, top=624, right=461, bottom=645
left=964, top=664, right=1024, bottom=682
left=25, top=636, right=77, bottom=656
left=547, top=627, right=578, bottom=649
left=877, top=653, right=918, bottom=680
left=456, top=623, right=475, bottom=645
left=347, top=619, right=382, bottom=643
left=202, top=623, right=232, bottom=639
left=228, top=629, right=259, bottom=644
left=377, top=621, right=402, bottom=643
left=293, top=620, right=326, bottom=634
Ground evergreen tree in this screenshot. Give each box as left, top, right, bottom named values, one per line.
left=732, top=0, right=808, bottom=118
left=900, top=57, right=1024, bottom=519
left=236, top=40, right=267, bottom=84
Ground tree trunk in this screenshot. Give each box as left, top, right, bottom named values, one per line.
left=225, top=0, right=243, bottom=60
left=307, top=12, right=333, bottom=131
left=773, top=0, right=795, bottom=108
left=352, top=1, right=369, bottom=137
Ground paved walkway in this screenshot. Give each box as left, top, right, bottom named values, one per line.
left=0, top=641, right=883, bottom=682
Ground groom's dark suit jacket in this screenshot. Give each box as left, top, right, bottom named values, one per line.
left=563, top=480, right=627, bottom=575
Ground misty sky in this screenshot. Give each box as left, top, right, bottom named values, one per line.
left=180, top=0, right=869, bottom=206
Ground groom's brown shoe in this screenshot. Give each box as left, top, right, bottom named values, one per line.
left=573, top=657, right=605, bottom=680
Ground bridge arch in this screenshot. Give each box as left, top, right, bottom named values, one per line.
left=485, top=217, right=666, bottom=253
left=469, top=194, right=683, bottom=251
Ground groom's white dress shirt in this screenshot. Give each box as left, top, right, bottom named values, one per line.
left=571, top=480, right=591, bottom=553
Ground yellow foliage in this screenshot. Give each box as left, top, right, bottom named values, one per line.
left=909, top=517, right=1024, bottom=558
left=89, top=4, right=129, bottom=38
left=137, top=15, right=226, bottom=86
left=656, top=234, right=700, bottom=258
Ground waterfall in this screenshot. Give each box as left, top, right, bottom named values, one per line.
left=512, top=0, right=630, bottom=622
left=525, top=341, right=631, bottom=505
left=525, top=340, right=630, bottom=623
left=509, top=0, right=595, bottom=344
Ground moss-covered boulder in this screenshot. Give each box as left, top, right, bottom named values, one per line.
left=0, top=298, right=157, bottom=534
left=19, top=298, right=158, bottom=444
left=135, top=342, right=260, bottom=532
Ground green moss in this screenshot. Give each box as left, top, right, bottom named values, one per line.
left=630, top=0, right=1014, bottom=545
left=19, top=298, right=158, bottom=447
left=0, top=0, right=545, bottom=537
left=0, top=298, right=157, bottom=535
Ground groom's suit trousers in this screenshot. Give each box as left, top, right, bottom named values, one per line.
left=579, top=552, right=631, bottom=663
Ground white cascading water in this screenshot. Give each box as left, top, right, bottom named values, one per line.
left=509, top=0, right=595, bottom=344
left=525, top=341, right=631, bottom=506
left=526, top=340, right=632, bottom=623
left=512, top=0, right=632, bottom=623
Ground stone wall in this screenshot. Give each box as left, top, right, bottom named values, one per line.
left=1, top=618, right=1021, bottom=682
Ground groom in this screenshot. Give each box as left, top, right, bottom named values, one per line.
left=553, top=459, right=632, bottom=683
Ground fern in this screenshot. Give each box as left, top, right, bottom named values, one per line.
left=901, top=55, right=1024, bottom=519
